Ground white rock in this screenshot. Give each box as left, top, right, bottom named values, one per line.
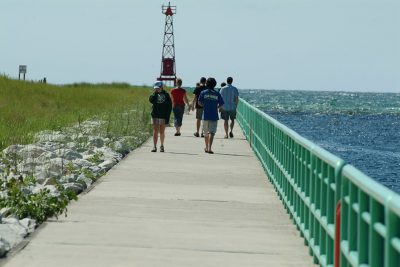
left=1, top=218, right=28, bottom=241
left=98, top=159, right=115, bottom=170
left=35, top=131, right=72, bottom=143
left=2, top=144, right=24, bottom=156
left=89, top=137, right=104, bottom=148
left=16, top=145, right=47, bottom=160
left=0, top=238, right=10, bottom=257
left=46, top=158, right=70, bottom=174
left=112, top=141, right=131, bottom=154
left=59, top=150, right=83, bottom=160
left=19, top=218, right=36, bottom=234
left=37, top=151, right=57, bottom=162
left=63, top=183, right=84, bottom=195
left=77, top=174, right=93, bottom=187
left=72, top=159, right=93, bottom=169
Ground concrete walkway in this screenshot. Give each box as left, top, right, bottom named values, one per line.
left=2, top=113, right=314, bottom=267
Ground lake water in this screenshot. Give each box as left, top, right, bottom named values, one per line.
left=240, top=89, right=400, bottom=193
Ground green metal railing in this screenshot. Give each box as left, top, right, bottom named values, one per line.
left=237, top=98, right=400, bottom=267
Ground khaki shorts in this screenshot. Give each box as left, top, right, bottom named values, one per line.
left=152, top=118, right=165, bottom=125
left=196, top=108, right=203, bottom=120
left=202, top=120, right=218, bottom=135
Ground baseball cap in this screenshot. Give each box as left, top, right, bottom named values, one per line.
left=153, top=81, right=163, bottom=89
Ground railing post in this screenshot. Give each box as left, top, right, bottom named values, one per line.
left=249, top=120, right=252, bottom=147
left=335, top=200, right=341, bottom=267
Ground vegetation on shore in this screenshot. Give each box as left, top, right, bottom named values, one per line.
left=0, top=75, right=152, bottom=150
left=0, top=75, right=152, bottom=224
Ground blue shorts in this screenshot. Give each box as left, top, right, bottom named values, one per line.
left=173, top=105, right=185, bottom=127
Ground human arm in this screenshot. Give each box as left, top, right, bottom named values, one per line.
left=198, top=92, right=204, bottom=107
left=218, top=93, right=224, bottom=112
left=165, top=93, right=172, bottom=124
left=191, top=95, right=197, bottom=110
left=234, top=88, right=239, bottom=109
left=184, top=92, right=190, bottom=106
left=149, top=93, right=156, bottom=104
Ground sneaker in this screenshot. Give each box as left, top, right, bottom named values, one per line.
left=151, top=147, right=157, bottom=152
left=224, top=135, right=228, bottom=139
left=160, top=145, right=164, bottom=152
left=201, top=133, right=205, bottom=138
left=174, top=132, right=181, bottom=136
left=194, top=132, right=200, bottom=137
left=229, top=132, right=234, bottom=138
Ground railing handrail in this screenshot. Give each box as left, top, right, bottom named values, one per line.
left=239, top=98, right=344, bottom=166
left=237, top=97, right=400, bottom=267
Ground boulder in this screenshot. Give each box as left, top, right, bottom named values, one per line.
left=19, top=218, right=36, bottom=234
left=0, top=218, right=28, bottom=248
left=37, top=151, right=58, bottom=162
left=2, top=145, right=25, bottom=157
left=59, top=150, right=83, bottom=160
left=35, top=131, right=72, bottom=143
left=98, top=159, right=116, bottom=171
left=59, top=174, right=77, bottom=184
left=72, top=159, right=93, bottom=169
left=43, top=177, right=58, bottom=186
left=0, top=238, right=10, bottom=257
left=46, top=158, right=70, bottom=175
left=18, top=145, right=48, bottom=160
left=76, top=174, right=93, bottom=187
left=63, top=183, right=84, bottom=195
left=111, top=140, right=131, bottom=155
left=89, top=137, right=104, bottom=148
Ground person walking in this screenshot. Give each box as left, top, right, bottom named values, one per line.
left=219, top=77, right=239, bottom=138
left=149, top=81, right=172, bottom=152
left=170, top=78, right=189, bottom=136
left=198, top=77, right=224, bottom=154
left=191, top=77, right=207, bottom=137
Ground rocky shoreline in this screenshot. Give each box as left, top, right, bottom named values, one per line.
left=0, top=118, right=149, bottom=257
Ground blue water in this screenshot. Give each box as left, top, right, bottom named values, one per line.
left=240, top=90, right=400, bottom=193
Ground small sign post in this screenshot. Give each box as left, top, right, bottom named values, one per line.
left=19, top=65, right=27, bottom=80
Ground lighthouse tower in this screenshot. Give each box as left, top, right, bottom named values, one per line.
left=158, top=2, right=177, bottom=86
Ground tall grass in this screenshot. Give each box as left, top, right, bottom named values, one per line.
left=0, top=75, right=152, bottom=150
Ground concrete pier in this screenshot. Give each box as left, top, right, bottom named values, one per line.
left=2, top=113, right=315, bottom=267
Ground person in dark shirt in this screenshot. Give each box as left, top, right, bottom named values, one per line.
left=198, top=77, right=224, bottom=154
left=191, top=77, right=207, bottom=137
left=149, top=81, right=172, bottom=152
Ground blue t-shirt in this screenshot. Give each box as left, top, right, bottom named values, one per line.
left=198, top=88, right=224, bottom=121
left=220, top=84, right=239, bottom=111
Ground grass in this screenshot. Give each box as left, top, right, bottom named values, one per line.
left=0, top=75, right=152, bottom=150
left=0, top=75, right=153, bottom=226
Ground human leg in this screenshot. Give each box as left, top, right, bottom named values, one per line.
left=195, top=108, right=203, bottom=137
left=202, top=120, right=210, bottom=152
left=224, top=120, right=229, bottom=138
left=221, top=110, right=229, bottom=138
left=194, top=120, right=201, bottom=137
left=204, top=133, right=209, bottom=152
left=207, top=121, right=218, bottom=153
left=160, top=124, right=166, bottom=146
left=173, top=106, right=184, bottom=135
left=208, top=133, right=215, bottom=153
left=229, top=111, right=237, bottom=138
left=152, top=124, right=159, bottom=152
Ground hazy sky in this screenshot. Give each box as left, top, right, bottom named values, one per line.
left=1, top=0, right=399, bottom=92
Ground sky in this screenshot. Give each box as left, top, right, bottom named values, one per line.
left=1, top=0, right=399, bottom=92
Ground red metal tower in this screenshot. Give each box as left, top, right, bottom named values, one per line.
left=158, top=2, right=177, bottom=86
